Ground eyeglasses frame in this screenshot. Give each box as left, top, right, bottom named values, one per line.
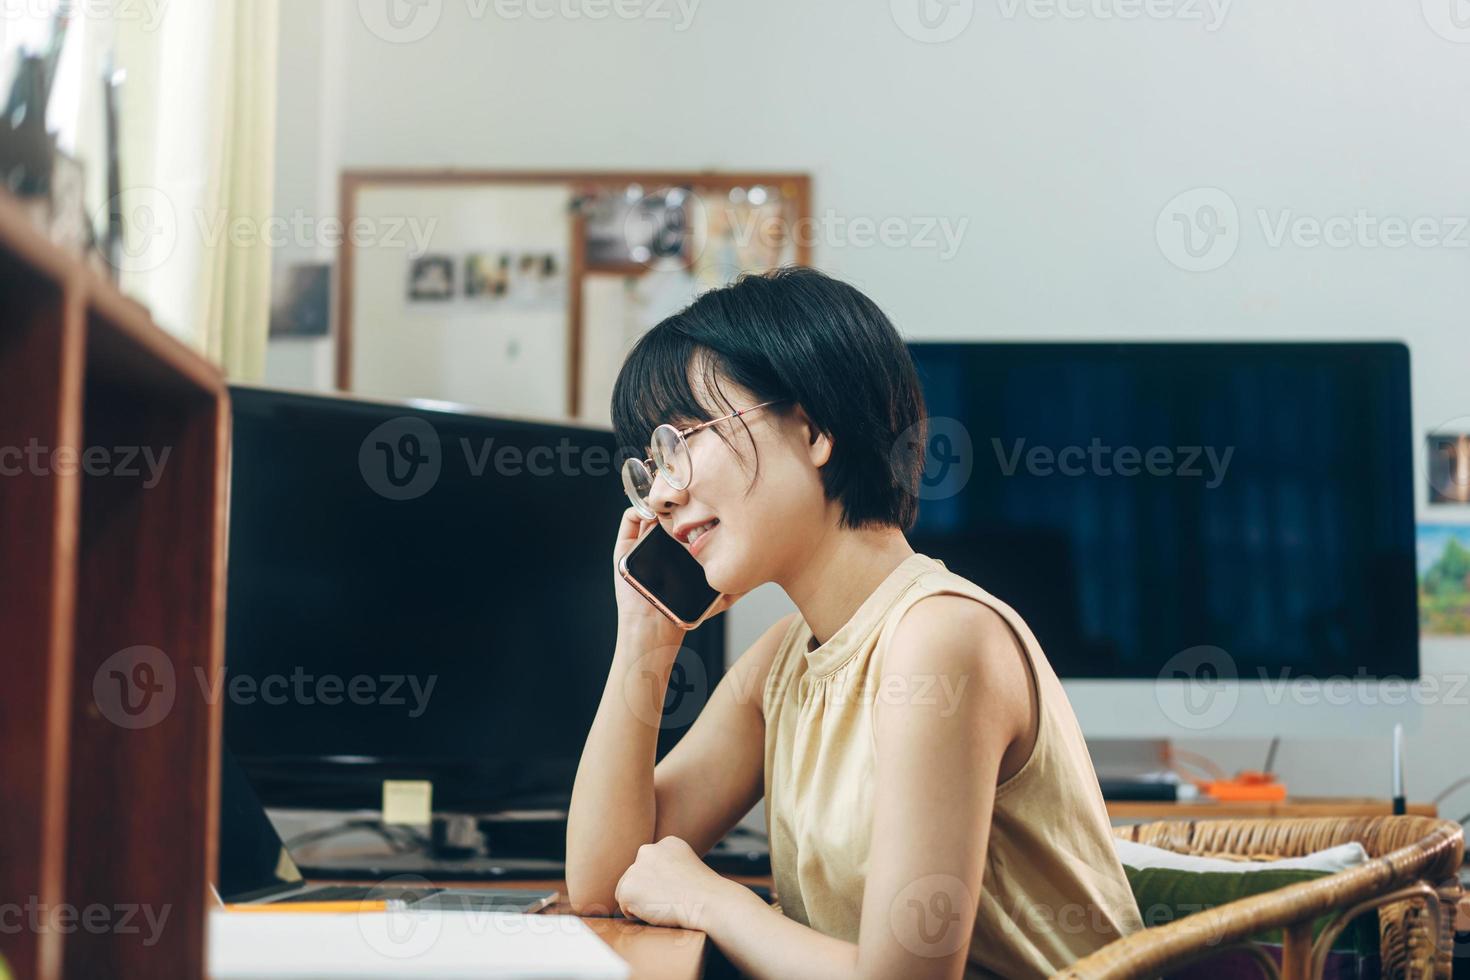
left=624, top=398, right=784, bottom=513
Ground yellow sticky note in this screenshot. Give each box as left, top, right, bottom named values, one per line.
left=382, top=780, right=433, bottom=825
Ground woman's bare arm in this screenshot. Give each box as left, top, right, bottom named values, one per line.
left=614, top=596, right=1033, bottom=980
left=564, top=602, right=795, bottom=913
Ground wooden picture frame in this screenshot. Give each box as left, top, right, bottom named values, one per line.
left=337, top=169, right=813, bottom=418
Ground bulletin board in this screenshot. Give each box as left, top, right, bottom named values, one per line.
left=337, top=170, right=813, bottom=421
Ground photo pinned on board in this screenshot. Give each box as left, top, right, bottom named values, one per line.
left=407, top=254, right=456, bottom=302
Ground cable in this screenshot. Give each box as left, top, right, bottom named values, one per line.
left=284, top=820, right=429, bottom=855
left=1164, top=746, right=1229, bottom=783
left=1431, top=774, right=1470, bottom=806
left=1262, top=737, right=1280, bottom=775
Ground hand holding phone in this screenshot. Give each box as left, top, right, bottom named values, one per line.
left=613, top=509, right=737, bottom=631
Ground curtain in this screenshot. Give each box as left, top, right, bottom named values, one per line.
left=115, top=0, right=280, bottom=379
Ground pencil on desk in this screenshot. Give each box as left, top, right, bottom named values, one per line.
left=223, top=900, right=407, bottom=914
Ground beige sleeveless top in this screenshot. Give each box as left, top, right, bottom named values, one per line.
left=761, top=553, right=1142, bottom=979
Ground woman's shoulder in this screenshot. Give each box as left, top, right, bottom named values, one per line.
left=904, top=556, right=1030, bottom=631
left=881, top=557, right=1030, bottom=674
left=886, top=590, right=1018, bottom=671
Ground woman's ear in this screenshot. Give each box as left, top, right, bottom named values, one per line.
left=793, top=406, right=833, bottom=468
left=809, top=429, right=833, bottom=469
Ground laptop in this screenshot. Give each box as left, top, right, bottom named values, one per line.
left=217, top=747, right=557, bottom=914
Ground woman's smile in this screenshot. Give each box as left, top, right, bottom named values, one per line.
left=682, top=517, right=720, bottom=558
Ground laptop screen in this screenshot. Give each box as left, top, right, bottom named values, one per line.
left=218, top=746, right=306, bottom=902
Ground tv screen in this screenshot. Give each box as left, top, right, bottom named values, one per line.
left=905, top=342, right=1417, bottom=681
left=224, top=387, right=724, bottom=811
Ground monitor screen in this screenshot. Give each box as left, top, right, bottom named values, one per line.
left=224, top=387, right=724, bottom=811
left=905, top=342, right=1417, bottom=681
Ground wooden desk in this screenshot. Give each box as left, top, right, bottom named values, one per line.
left=310, top=875, right=705, bottom=979
left=401, top=874, right=764, bottom=980
left=1106, top=797, right=1436, bottom=822
left=475, top=881, right=708, bottom=980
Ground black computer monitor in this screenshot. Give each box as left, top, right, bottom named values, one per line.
left=224, top=386, right=724, bottom=811
left=904, top=342, right=1418, bottom=681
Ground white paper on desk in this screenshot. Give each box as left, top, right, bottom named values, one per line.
left=209, top=909, right=630, bottom=979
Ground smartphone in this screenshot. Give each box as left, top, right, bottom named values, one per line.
left=618, top=523, right=723, bottom=630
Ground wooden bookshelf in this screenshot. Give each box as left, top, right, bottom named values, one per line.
left=0, top=191, right=229, bottom=980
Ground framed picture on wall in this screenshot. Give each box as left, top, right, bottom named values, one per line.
left=1417, top=524, right=1470, bottom=635
left=1428, top=431, right=1470, bottom=504
left=339, top=170, right=811, bottom=420
left=407, top=255, right=456, bottom=303
left=269, top=263, right=331, bottom=338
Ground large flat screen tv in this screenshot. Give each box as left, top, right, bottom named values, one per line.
left=224, top=386, right=724, bottom=812
left=904, top=342, right=1418, bottom=681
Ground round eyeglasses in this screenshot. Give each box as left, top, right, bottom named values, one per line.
left=621, top=400, right=783, bottom=519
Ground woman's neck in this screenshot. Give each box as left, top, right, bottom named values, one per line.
left=778, top=521, right=916, bottom=646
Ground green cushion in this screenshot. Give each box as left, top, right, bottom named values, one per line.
left=1123, top=864, right=1380, bottom=958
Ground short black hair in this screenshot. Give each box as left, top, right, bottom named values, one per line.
left=610, top=266, right=926, bottom=530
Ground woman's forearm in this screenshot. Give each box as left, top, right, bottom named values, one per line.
left=703, top=880, right=860, bottom=980
left=565, top=619, right=681, bottom=912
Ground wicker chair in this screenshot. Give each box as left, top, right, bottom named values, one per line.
left=1053, top=817, right=1464, bottom=980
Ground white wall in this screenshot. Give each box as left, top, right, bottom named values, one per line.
left=269, top=0, right=1470, bottom=815
left=265, top=0, right=346, bottom=389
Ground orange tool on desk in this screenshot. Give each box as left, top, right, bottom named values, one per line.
left=1199, top=737, right=1288, bottom=802
left=1200, top=771, right=1289, bottom=801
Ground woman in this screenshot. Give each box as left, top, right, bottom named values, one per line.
left=566, top=268, right=1141, bottom=979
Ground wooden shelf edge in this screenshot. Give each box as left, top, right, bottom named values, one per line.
left=85, top=285, right=225, bottom=397
left=0, top=190, right=226, bottom=399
